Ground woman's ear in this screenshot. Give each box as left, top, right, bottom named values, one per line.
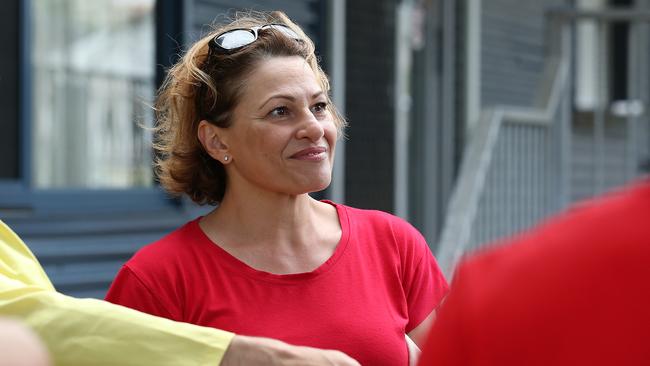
left=197, top=120, right=230, bottom=164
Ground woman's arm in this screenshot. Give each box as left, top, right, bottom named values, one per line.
left=407, top=310, right=437, bottom=347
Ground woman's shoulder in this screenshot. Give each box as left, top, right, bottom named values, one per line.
left=329, top=202, right=433, bottom=270
left=332, top=202, right=417, bottom=231
left=328, top=201, right=424, bottom=244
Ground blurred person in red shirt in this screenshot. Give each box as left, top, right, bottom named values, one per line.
left=419, top=175, right=650, bottom=365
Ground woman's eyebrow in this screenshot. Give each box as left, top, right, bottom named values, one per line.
left=258, top=91, right=324, bottom=110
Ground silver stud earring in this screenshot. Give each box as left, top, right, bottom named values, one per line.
left=223, top=155, right=229, bottom=162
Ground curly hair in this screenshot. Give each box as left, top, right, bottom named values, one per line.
left=153, top=10, right=345, bottom=205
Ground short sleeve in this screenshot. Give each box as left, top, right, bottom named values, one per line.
left=105, top=265, right=179, bottom=321
left=402, top=231, right=449, bottom=332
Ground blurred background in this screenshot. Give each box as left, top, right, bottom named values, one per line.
left=1, top=0, right=648, bottom=298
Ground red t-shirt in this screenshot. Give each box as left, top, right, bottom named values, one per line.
left=107, top=201, right=448, bottom=365
left=419, top=179, right=650, bottom=366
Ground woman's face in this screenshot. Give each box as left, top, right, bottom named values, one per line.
left=222, top=55, right=337, bottom=196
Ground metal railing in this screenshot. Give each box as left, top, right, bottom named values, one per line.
left=435, top=7, right=650, bottom=278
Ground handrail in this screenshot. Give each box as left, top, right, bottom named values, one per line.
left=435, top=107, right=502, bottom=277
left=435, top=51, right=569, bottom=278
left=547, top=7, right=650, bottom=22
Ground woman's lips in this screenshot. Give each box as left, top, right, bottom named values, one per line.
left=290, top=146, right=328, bottom=161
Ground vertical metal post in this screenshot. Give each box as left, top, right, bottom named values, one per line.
left=420, top=0, right=442, bottom=246
left=465, top=0, right=481, bottom=134
left=440, top=0, right=456, bottom=215
left=594, top=20, right=606, bottom=195
left=559, top=19, right=573, bottom=209
left=640, top=20, right=650, bottom=166
left=328, top=0, right=347, bottom=203
left=394, top=1, right=413, bottom=219
left=626, top=19, right=639, bottom=180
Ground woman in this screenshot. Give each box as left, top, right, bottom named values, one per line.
left=106, top=11, right=448, bottom=365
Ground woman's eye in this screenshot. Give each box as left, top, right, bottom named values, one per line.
left=311, top=102, right=328, bottom=115
left=268, top=106, right=290, bottom=118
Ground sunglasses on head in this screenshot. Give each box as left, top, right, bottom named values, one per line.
left=210, top=24, right=302, bottom=55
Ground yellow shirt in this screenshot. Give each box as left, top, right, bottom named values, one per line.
left=0, top=220, right=234, bottom=366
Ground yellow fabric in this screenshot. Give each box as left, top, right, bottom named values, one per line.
left=0, top=220, right=234, bottom=366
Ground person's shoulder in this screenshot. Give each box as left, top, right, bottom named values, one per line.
left=567, top=178, right=650, bottom=221
left=538, top=178, right=650, bottom=250
left=331, top=202, right=426, bottom=249
left=335, top=202, right=414, bottom=229
left=458, top=179, right=650, bottom=284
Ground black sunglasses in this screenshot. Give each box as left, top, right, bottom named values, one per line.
left=210, top=24, right=302, bottom=55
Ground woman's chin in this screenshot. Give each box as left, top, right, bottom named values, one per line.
left=302, top=176, right=332, bottom=195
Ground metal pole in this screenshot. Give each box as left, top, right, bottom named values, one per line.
left=440, top=0, right=456, bottom=215
left=594, top=20, right=606, bottom=195
left=626, top=19, right=639, bottom=180
left=394, top=1, right=413, bottom=219
left=328, top=0, right=347, bottom=203
left=559, top=20, right=573, bottom=209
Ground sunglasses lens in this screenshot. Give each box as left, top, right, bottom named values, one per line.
left=212, top=25, right=302, bottom=54
left=264, top=25, right=300, bottom=40
left=215, top=29, right=256, bottom=50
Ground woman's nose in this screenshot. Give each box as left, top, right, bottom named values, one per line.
left=295, top=110, right=325, bottom=141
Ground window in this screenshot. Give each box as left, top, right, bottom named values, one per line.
left=30, top=0, right=156, bottom=189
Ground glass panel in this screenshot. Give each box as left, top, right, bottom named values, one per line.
left=31, top=0, right=156, bottom=189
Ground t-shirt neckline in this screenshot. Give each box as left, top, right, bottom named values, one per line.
left=190, top=200, right=350, bottom=284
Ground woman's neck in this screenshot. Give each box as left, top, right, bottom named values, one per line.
left=200, top=189, right=340, bottom=274
left=202, top=182, right=335, bottom=247
left=221, top=190, right=314, bottom=233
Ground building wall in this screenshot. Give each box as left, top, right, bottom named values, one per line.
left=438, top=0, right=650, bottom=271
left=481, top=0, right=568, bottom=107
left=344, top=0, right=396, bottom=213
left=568, top=1, right=650, bottom=202
left=188, top=0, right=323, bottom=44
